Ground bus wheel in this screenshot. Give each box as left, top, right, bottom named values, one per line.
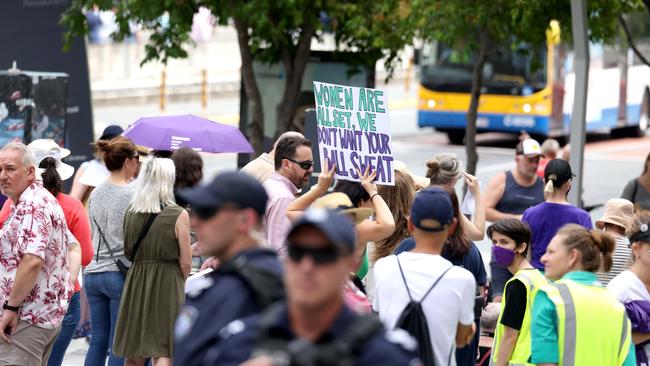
left=446, top=129, right=465, bottom=145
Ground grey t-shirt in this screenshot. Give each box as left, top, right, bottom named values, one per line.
left=84, top=181, right=135, bottom=274
left=621, top=178, right=650, bottom=211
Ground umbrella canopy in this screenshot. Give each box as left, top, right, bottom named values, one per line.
left=123, top=114, right=253, bottom=153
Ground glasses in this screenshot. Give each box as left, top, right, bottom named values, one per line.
left=287, top=244, right=340, bottom=265
left=285, top=157, right=314, bottom=170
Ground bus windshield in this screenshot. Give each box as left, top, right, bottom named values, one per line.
left=420, top=42, right=548, bottom=96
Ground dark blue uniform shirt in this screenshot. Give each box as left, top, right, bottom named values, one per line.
left=173, top=248, right=282, bottom=366
left=203, top=302, right=421, bottom=366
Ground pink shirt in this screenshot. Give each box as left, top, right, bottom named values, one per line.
left=0, top=182, right=74, bottom=329
left=262, top=172, right=298, bottom=255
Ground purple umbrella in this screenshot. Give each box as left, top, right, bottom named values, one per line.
left=123, top=114, right=253, bottom=153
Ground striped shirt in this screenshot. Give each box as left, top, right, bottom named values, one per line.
left=597, top=235, right=631, bottom=286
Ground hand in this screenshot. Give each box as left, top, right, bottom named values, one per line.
left=0, top=310, right=18, bottom=343
left=240, top=357, right=274, bottom=366
left=463, top=172, right=480, bottom=195
left=357, top=166, right=378, bottom=196
left=200, top=257, right=219, bottom=271
left=316, top=163, right=336, bottom=193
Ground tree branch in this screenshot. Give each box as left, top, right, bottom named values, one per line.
left=618, top=15, right=650, bottom=68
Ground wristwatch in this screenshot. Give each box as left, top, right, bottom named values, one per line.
left=2, top=301, right=19, bottom=312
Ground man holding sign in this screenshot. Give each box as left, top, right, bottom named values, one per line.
left=313, top=81, right=395, bottom=186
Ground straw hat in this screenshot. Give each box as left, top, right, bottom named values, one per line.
left=596, top=198, right=634, bottom=231
left=312, top=192, right=374, bottom=224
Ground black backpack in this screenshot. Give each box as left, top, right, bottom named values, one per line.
left=395, top=255, right=453, bottom=366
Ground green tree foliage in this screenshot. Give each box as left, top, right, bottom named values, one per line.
left=61, top=0, right=416, bottom=156
left=412, top=0, right=643, bottom=175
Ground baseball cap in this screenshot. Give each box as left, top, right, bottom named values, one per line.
left=312, top=192, right=374, bottom=224
left=288, top=208, right=356, bottom=253
left=99, top=125, right=124, bottom=141
left=27, top=139, right=74, bottom=181
left=544, top=159, right=575, bottom=185
left=596, top=198, right=634, bottom=231
left=410, top=187, right=454, bottom=232
left=515, top=139, right=542, bottom=156
left=176, top=172, right=268, bottom=219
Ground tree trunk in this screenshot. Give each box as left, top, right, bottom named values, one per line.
left=233, top=18, right=265, bottom=157
left=275, top=24, right=316, bottom=137
left=465, top=31, right=490, bottom=176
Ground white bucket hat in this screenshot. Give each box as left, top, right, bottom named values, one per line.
left=28, top=139, right=74, bottom=181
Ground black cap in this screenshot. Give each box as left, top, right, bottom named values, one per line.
left=176, top=172, right=268, bottom=219
left=544, top=159, right=575, bottom=185
left=288, top=208, right=356, bottom=252
left=99, top=125, right=124, bottom=140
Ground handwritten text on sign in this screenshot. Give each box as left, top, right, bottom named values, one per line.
left=313, top=81, right=394, bottom=185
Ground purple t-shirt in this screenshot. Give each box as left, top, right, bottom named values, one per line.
left=522, top=202, right=593, bottom=269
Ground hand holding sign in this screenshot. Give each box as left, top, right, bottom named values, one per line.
left=358, top=167, right=379, bottom=197
left=315, top=162, right=337, bottom=194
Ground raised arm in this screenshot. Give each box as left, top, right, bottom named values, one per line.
left=461, top=172, right=486, bottom=240
left=286, top=164, right=335, bottom=222
left=357, top=168, right=395, bottom=243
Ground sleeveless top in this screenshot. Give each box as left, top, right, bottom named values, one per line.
left=495, top=171, right=544, bottom=215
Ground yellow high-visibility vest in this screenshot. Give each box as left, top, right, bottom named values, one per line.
left=537, top=278, right=632, bottom=366
left=491, top=269, right=549, bottom=366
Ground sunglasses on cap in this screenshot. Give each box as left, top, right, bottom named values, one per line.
left=286, top=157, right=314, bottom=170
left=287, top=243, right=341, bottom=265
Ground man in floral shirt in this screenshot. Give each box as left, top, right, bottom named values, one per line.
left=0, top=142, right=75, bottom=365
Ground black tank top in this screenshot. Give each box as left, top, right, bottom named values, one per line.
left=494, top=171, right=544, bottom=215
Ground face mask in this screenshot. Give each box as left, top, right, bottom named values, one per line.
left=493, top=245, right=516, bottom=268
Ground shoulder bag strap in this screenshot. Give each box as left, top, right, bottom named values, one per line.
left=395, top=255, right=413, bottom=302
left=420, top=264, right=454, bottom=303
left=130, top=211, right=160, bottom=261
left=92, top=216, right=119, bottom=263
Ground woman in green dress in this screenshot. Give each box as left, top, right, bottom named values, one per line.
left=113, top=156, right=192, bottom=366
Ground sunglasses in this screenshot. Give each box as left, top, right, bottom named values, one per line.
left=287, top=244, right=341, bottom=265
left=286, top=157, right=314, bottom=170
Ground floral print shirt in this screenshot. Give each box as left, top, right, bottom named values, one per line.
left=0, top=182, right=74, bottom=329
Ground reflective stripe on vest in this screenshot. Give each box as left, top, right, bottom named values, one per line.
left=490, top=269, right=548, bottom=366
left=541, top=279, right=631, bottom=366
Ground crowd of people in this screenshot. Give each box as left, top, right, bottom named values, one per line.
left=0, top=127, right=649, bottom=366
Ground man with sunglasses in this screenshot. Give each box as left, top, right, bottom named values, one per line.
left=240, top=131, right=305, bottom=183
left=205, top=208, right=420, bottom=366
left=483, top=138, right=545, bottom=302
left=173, top=172, right=284, bottom=366
left=262, top=135, right=314, bottom=256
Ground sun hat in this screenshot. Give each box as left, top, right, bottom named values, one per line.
left=595, top=198, right=634, bottom=231
left=312, top=192, right=374, bottom=224
left=27, top=139, right=74, bottom=181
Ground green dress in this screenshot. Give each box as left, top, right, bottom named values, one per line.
left=113, top=205, right=185, bottom=358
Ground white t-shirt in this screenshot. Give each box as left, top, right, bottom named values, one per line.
left=373, top=252, right=476, bottom=366
left=607, top=270, right=650, bottom=364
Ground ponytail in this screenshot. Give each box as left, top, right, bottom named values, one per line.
left=39, top=157, right=62, bottom=196
left=557, top=224, right=615, bottom=272
left=544, top=174, right=557, bottom=194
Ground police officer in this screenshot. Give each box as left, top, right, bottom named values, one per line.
left=204, top=208, right=421, bottom=366
left=173, top=172, right=284, bottom=365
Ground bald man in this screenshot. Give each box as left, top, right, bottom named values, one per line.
left=240, top=131, right=304, bottom=182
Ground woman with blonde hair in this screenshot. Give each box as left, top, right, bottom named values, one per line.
left=530, top=224, right=635, bottom=365
left=113, top=157, right=191, bottom=366
left=426, top=153, right=486, bottom=241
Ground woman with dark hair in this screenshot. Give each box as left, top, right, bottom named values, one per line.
left=522, top=159, right=592, bottom=271
left=394, top=185, right=488, bottom=366
left=84, top=136, right=139, bottom=366
left=530, top=225, right=636, bottom=365
left=622, top=152, right=650, bottom=211
left=0, top=139, right=93, bottom=366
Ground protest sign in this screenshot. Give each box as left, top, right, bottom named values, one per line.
left=313, top=81, right=394, bottom=185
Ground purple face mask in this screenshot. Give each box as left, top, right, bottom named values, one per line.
left=492, top=245, right=516, bottom=268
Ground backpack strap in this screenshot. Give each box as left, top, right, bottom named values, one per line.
left=397, top=254, right=454, bottom=303
left=218, top=251, right=285, bottom=308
